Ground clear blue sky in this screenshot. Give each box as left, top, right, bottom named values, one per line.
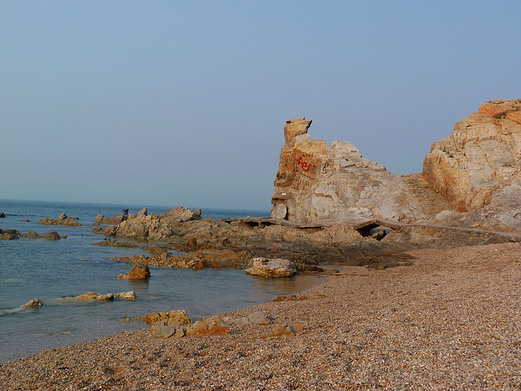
left=1, top=1, right=520, bottom=211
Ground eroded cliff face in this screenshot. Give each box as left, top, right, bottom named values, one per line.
left=271, top=100, right=521, bottom=232
left=423, top=99, right=521, bottom=231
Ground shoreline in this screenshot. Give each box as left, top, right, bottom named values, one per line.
left=2, top=242, right=521, bottom=389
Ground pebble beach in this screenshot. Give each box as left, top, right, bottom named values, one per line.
left=2, top=242, right=521, bottom=390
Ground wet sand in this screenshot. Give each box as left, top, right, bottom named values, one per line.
left=1, top=242, right=521, bottom=390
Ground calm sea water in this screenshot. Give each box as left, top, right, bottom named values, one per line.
left=0, top=199, right=320, bottom=363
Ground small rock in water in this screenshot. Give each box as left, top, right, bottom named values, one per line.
left=21, top=298, right=43, bottom=308
left=76, top=292, right=114, bottom=301
left=118, top=264, right=150, bottom=280
left=115, top=291, right=137, bottom=300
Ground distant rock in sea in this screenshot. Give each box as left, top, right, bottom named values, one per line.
left=38, top=213, right=82, bottom=226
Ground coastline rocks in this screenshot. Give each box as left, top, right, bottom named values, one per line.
left=0, top=229, right=20, bottom=240
left=142, top=310, right=192, bottom=326
left=93, top=214, right=125, bottom=226
left=117, top=264, right=150, bottom=280
left=21, top=232, right=65, bottom=240
left=76, top=292, right=114, bottom=301
left=271, top=102, right=521, bottom=233
left=21, top=298, right=43, bottom=308
left=91, top=239, right=137, bottom=248
left=38, top=213, right=81, bottom=226
left=245, top=257, right=297, bottom=278
left=91, top=206, right=201, bottom=241
left=0, top=212, right=5, bottom=218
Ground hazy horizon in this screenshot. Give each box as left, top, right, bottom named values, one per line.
left=2, top=1, right=520, bottom=210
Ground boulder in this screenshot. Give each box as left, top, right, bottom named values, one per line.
left=21, top=298, right=43, bottom=308
left=117, top=264, right=150, bottom=280
left=76, top=292, right=114, bottom=301
left=141, top=309, right=191, bottom=326
left=245, top=257, right=297, bottom=278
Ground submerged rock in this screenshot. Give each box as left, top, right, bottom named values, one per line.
left=76, top=292, right=114, bottom=301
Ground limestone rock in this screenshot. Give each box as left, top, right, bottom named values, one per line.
left=21, top=298, right=43, bottom=308
left=271, top=117, right=449, bottom=225
left=423, top=99, right=521, bottom=230
left=245, top=257, right=297, bottom=278
left=271, top=103, right=521, bottom=233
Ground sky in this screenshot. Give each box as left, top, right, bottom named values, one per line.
left=1, top=1, right=520, bottom=211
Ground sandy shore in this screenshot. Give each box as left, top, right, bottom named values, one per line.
left=2, top=242, right=521, bottom=390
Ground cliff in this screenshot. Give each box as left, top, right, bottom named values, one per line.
left=271, top=100, right=521, bottom=233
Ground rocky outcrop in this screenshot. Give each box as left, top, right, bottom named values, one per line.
left=271, top=118, right=445, bottom=225
left=0, top=212, right=5, bottom=218
left=38, top=213, right=81, bottom=226
left=245, top=258, right=297, bottom=278
left=423, top=99, right=521, bottom=231
left=92, top=207, right=201, bottom=241
left=271, top=101, right=521, bottom=233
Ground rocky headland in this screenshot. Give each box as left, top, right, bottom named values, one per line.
left=87, top=100, right=521, bottom=272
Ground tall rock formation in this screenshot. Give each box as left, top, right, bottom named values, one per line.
left=271, top=100, right=521, bottom=233
left=271, top=118, right=449, bottom=225
left=423, top=99, right=521, bottom=231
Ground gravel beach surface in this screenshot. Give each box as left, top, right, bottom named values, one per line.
left=2, top=242, right=521, bottom=390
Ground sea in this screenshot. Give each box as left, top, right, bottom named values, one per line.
left=0, top=199, right=320, bottom=363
